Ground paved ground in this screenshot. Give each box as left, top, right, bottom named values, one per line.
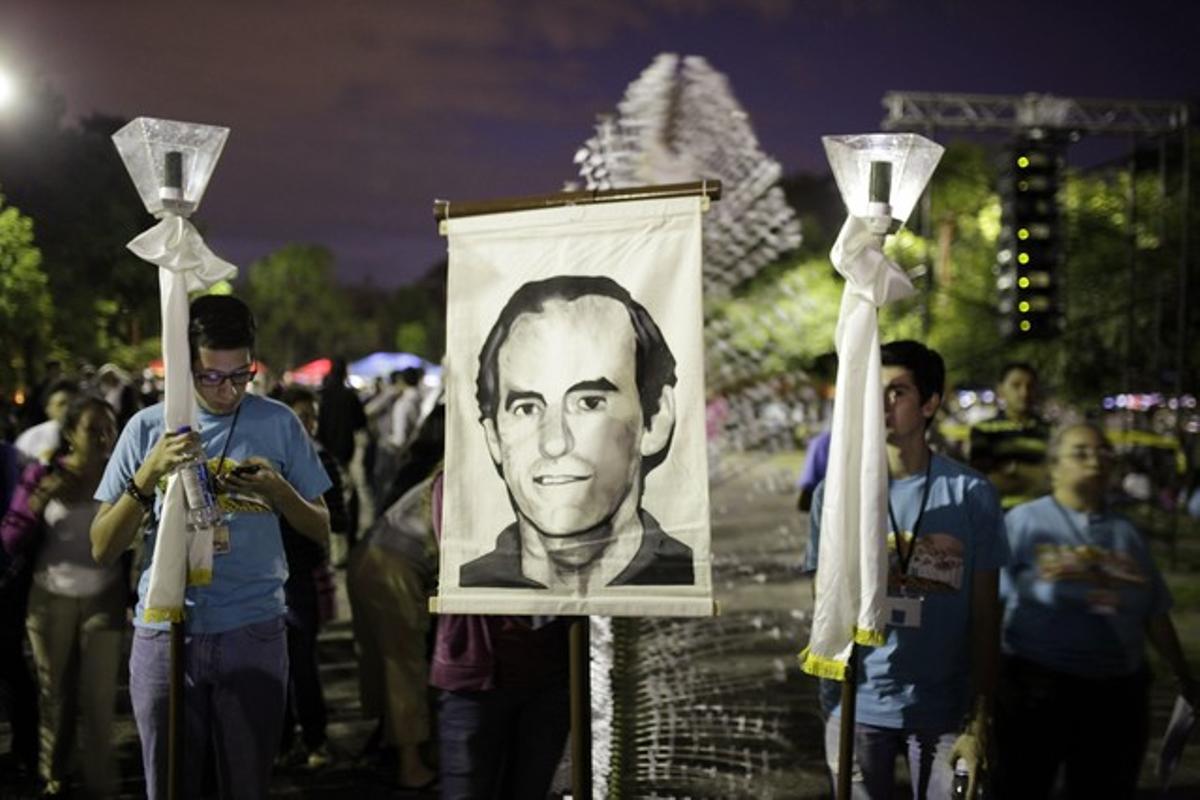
left=2, top=446, right=1198, bottom=798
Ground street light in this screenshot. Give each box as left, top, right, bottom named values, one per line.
left=0, top=66, right=15, bottom=110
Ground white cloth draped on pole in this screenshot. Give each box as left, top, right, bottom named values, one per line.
left=128, top=214, right=237, bottom=623
left=799, top=214, right=914, bottom=679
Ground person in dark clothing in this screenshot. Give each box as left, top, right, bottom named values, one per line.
left=317, top=357, right=368, bottom=558
left=430, top=473, right=571, bottom=798
left=0, top=441, right=39, bottom=790
left=278, top=387, right=350, bottom=768
left=969, top=362, right=1050, bottom=510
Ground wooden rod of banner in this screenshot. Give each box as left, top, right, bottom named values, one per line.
left=837, top=645, right=860, bottom=800
left=569, top=619, right=592, bottom=799
left=433, top=180, right=722, bottom=233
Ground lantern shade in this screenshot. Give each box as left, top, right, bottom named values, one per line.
left=113, top=117, right=229, bottom=218
left=822, top=133, right=944, bottom=227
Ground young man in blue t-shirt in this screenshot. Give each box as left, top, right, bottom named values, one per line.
left=806, top=340, right=1008, bottom=799
left=91, top=295, right=331, bottom=800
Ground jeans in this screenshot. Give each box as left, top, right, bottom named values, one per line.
left=438, top=682, right=570, bottom=800
left=129, top=616, right=288, bottom=800
left=824, top=715, right=957, bottom=799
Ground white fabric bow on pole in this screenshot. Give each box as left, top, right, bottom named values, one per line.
left=800, top=214, right=914, bottom=679
left=129, top=214, right=237, bottom=623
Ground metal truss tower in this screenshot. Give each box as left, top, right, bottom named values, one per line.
left=880, top=90, right=1192, bottom=399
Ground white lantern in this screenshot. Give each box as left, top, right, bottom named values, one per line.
left=113, top=117, right=229, bottom=218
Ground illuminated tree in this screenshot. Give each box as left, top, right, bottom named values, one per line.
left=0, top=193, right=51, bottom=388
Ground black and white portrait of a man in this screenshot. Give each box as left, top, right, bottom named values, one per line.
left=459, top=275, right=695, bottom=591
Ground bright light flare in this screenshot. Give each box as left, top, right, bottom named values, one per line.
left=0, top=68, right=15, bottom=109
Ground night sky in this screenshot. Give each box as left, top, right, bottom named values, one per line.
left=1, top=0, right=1198, bottom=287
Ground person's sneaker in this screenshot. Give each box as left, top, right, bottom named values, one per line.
left=306, top=745, right=331, bottom=769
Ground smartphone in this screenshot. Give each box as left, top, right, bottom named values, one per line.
left=232, top=464, right=262, bottom=477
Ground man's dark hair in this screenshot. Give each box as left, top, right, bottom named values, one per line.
left=279, top=385, right=317, bottom=408
left=45, top=378, right=81, bottom=401
left=999, top=361, right=1037, bottom=384
left=881, top=340, right=945, bottom=406
left=188, top=295, right=256, bottom=357
left=476, top=275, right=677, bottom=430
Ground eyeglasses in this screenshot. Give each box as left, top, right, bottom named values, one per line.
left=1063, top=447, right=1114, bottom=463
left=193, top=367, right=257, bottom=387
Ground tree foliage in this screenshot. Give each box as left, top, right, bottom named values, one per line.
left=0, top=89, right=156, bottom=375
left=714, top=137, right=1200, bottom=405
left=0, top=194, right=51, bottom=388
left=244, top=244, right=352, bottom=370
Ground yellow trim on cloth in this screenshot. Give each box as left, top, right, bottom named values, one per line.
left=798, top=646, right=848, bottom=680
left=188, top=568, right=212, bottom=586
left=143, top=606, right=184, bottom=624
left=853, top=626, right=887, bottom=647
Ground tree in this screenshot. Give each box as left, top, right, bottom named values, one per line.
left=0, top=193, right=51, bottom=389
left=244, top=244, right=354, bottom=370
left=0, top=89, right=156, bottom=372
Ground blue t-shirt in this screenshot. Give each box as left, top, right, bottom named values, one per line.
left=806, top=454, right=1009, bottom=730
left=1000, top=495, right=1171, bottom=678
left=97, top=394, right=332, bottom=634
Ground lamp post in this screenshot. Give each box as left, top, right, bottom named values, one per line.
left=810, top=132, right=942, bottom=800
left=113, top=117, right=233, bottom=800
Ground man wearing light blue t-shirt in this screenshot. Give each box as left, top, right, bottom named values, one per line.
left=806, top=341, right=1008, bottom=799
left=91, top=295, right=331, bottom=800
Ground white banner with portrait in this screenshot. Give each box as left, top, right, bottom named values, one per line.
left=436, top=195, right=713, bottom=617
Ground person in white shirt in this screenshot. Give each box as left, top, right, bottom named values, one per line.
left=14, top=380, right=80, bottom=464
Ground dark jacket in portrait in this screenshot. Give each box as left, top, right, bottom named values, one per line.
left=459, top=510, right=694, bottom=589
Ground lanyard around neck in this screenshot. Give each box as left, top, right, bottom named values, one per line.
left=888, top=452, right=934, bottom=577
left=213, top=400, right=244, bottom=477
left=1050, top=497, right=1097, bottom=547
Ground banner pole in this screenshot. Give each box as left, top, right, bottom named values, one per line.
left=433, top=179, right=721, bottom=229
left=570, top=618, right=592, bottom=799
left=168, top=620, right=184, bottom=800
left=837, top=644, right=859, bottom=800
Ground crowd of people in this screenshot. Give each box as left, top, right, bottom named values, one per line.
left=0, top=296, right=1197, bottom=800
left=0, top=295, right=460, bottom=799
left=804, top=345, right=1198, bottom=799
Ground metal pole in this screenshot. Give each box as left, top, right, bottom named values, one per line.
left=836, top=645, right=859, bottom=800
left=1175, top=119, right=1191, bottom=412
left=1173, top=118, right=1191, bottom=569
left=570, top=618, right=592, bottom=799
left=1125, top=136, right=1138, bottom=393
left=168, top=620, right=184, bottom=800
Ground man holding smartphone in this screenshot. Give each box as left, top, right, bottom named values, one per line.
left=90, top=295, right=332, bottom=800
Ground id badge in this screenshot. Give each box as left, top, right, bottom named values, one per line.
left=884, top=595, right=923, bottom=628
left=1087, top=588, right=1118, bottom=615
left=212, top=523, right=231, bottom=555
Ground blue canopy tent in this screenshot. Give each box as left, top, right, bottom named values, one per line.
left=348, top=352, right=436, bottom=382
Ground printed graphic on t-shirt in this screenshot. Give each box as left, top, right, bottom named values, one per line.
left=886, top=532, right=964, bottom=593
left=212, top=458, right=273, bottom=514
left=1033, top=544, right=1147, bottom=586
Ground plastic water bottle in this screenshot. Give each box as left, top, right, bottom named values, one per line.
left=175, top=426, right=220, bottom=532
left=952, top=757, right=970, bottom=798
